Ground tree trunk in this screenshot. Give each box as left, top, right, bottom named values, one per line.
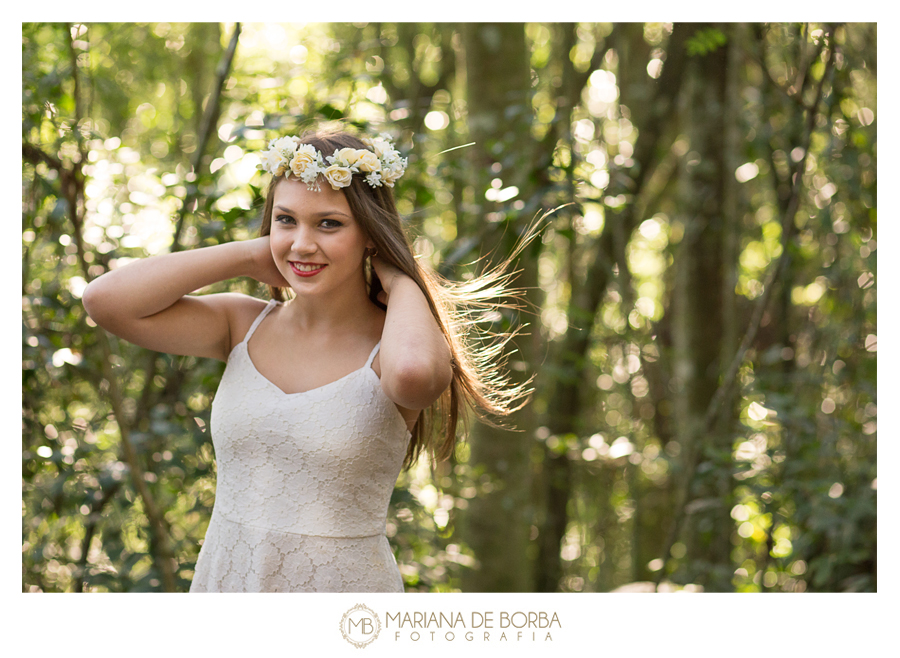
left=458, top=23, right=538, bottom=592
left=668, top=23, right=736, bottom=592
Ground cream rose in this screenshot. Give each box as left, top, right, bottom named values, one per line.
left=381, top=169, right=401, bottom=186
left=332, top=147, right=364, bottom=168
left=354, top=150, right=381, bottom=172
left=380, top=157, right=406, bottom=186
left=322, top=164, right=354, bottom=189
left=289, top=144, right=319, bottom=178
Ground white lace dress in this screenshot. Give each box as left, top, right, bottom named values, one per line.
left=190, top=300, right=411, bottom=593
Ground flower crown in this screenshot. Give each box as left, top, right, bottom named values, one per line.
left=257, top=133, right=407, bottom=191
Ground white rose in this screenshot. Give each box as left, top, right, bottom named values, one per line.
left=371, top=139, right=392, bottom=158
left=263, top=149, right=289, bottom=176
left=322, top=164, right=354, bottom=189
left=271, top=136, right=299, bottom=159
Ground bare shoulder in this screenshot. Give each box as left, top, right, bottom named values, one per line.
left=183, top=292, right=270, bottom=355
left=211, top=293, right=271, bottom=352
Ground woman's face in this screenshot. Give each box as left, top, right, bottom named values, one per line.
left=269, top=177, right=373, bottom=298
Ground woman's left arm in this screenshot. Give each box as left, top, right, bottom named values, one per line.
left=373, top=258, right=452, bottom=410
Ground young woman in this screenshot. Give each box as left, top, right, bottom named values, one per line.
left=83, top=127, right=532, bottom=593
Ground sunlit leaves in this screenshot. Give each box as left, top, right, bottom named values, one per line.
left=685, top=27, right=728, bottom=57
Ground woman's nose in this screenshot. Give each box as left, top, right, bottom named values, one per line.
left=291, top=224, right=318, bottom=253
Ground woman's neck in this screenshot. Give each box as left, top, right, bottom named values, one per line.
left=279, top=277, right=381, bottom=334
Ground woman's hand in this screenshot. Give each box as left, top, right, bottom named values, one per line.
left=245, top=236, right=291, bottom=289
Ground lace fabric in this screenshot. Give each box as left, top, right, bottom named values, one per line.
left=190, top=300, right=411, bottom=593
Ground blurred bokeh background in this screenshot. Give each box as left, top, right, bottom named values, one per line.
left=22, top=22, right=876, bottom=593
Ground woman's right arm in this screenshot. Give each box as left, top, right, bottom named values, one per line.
left=82, top=237, right=287, bottom=361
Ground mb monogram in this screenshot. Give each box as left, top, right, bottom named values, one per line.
left=340, top=604, right=382, bottom=648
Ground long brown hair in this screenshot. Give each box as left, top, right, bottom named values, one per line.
left=260, top=126, right=537, bottom=469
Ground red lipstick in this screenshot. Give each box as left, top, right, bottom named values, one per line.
left=290, top=262, right=327, bottom=277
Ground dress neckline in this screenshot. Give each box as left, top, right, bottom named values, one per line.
left=240, top=299, right=382, bottom=397
left=240, top=341, right=378, bottom=397
left=239, top=343, right=412, bottom=437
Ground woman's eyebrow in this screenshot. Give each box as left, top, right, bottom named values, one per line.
left=313, top=210, right=353, bottom=219
left=274, top=205, right=352, bottom=219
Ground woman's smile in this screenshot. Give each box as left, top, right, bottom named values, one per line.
left=290, top=261, right=328, bottom=277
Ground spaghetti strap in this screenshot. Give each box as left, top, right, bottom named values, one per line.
left=241, top=300, right=279, bottom=345
left=364, top=340, right=382, bottom=369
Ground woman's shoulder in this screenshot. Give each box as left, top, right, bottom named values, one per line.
left=202, top=293, right=274, bottom=353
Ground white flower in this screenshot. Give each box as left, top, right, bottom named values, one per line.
left=299, top=164, right=323, bottom=190
left=365, top=170, right=383, bottom=187
left=261, top=148, right=289, bottom=176
left=370, top=138, right=391, bottom=159
left=270, top=136, right=300, bottom=159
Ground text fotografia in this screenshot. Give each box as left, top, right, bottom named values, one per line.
left=386, top=611, right=561, bottom=642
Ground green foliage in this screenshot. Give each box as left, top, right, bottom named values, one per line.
left=686, top=27, right=728, bottom=56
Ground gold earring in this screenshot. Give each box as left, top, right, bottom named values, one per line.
left=369, top=247, right=379, bottom=258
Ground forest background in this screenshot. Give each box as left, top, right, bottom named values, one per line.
left=21, top=21, right=876, bottom=593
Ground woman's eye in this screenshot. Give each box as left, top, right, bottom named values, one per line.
left=274, top=215, right=342, bottom=228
